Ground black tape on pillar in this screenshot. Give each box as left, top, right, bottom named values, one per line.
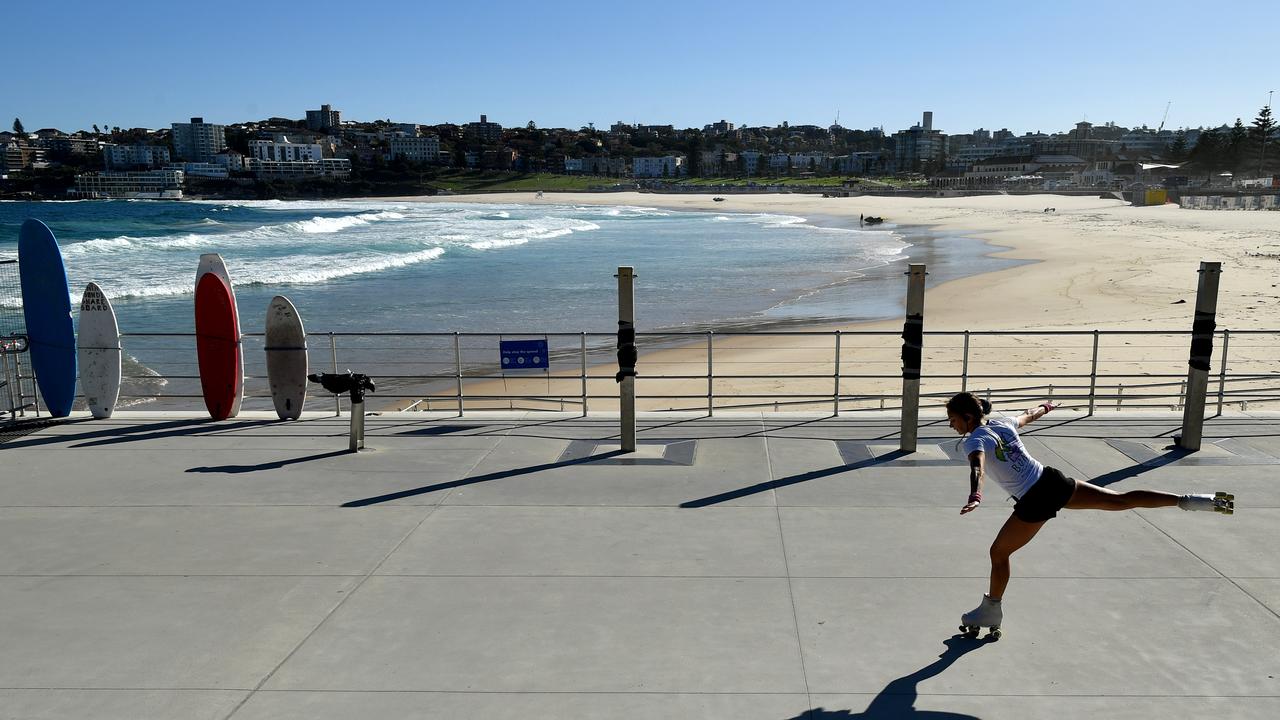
left=1188, top=310, right=1216, bottom=372
left=616, top=321, right=638, bottom=383
left=901, top=313, right=924, bottom=380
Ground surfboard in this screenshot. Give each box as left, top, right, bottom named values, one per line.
left=195, top=253, right=242, bottom=416
left=264, top=295, right=308, bottom=420
left=76, top=282, right=122, bottom=419
left=194, top=272, right=241, bottom=420
left=18, top=219, right=77, bottom=418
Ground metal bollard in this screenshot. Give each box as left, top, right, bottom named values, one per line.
left=308, top=371, right=376, bottom=452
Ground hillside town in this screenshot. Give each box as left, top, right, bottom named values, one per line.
left=1, top=103, right=1276, bottom=200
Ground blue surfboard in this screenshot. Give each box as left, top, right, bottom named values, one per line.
left=19, top=219, right=77, bottom=417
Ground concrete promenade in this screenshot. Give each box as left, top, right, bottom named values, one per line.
left=2, top=409, right=1278, bottom=719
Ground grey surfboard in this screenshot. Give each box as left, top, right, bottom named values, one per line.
left=264, top=295, right=308, bottom=420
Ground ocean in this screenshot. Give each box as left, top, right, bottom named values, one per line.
left=0, top=198, right=1014, bottom=334
left=0, top=198, right=1019, bottom=407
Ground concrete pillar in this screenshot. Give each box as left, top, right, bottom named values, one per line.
left=616, top=267, right=637, bottom=452
left=900, top=264, right=927, bottom=453
left=1177, top=262, right=1222, bottom=451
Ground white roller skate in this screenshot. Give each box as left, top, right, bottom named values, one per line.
left=1178, top=492, right=1235, bottom=515
left=959, top=594, right=1002, bottom=640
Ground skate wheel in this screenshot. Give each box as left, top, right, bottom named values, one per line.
left=988, top=627, right=1002, bottom=641
left=960, top=625, right=979, bottom=638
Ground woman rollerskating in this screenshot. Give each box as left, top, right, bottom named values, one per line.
left=946, top=392, right=1233, bottom=639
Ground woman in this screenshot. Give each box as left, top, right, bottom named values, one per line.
left=946, top=392, right=1233, bottom=639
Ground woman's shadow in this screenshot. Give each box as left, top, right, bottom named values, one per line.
left=784, top=634, right=991, bottom=720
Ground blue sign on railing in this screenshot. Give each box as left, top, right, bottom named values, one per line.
left=500, top=339, right=549, bottom=372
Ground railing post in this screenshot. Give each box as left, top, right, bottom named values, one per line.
left=1116, top=383, right=1124, bottom=410
left=1178, top=261, right=1222, bottom=450
left=833, top=330, right=842, bottom=415
left=900, top=264, right=927, bottom=453
left=17, top=351, right=39, bottom=417
left=580, top=332, right=588, bottom=417
left=960, top=330, right=970, bottom=393
left=1216, top=329, right=1230, bottom=417
left=453, top=332, right=464, bottom=416
left=706, top=331, right=714, bottom=417
left=1, top=351, right=13, bottom=421
left=1088, top=330, right=1100, bottom=416
left=616, top=267, right=637, bottom=452
left=329, top=332, right=340, bottom=416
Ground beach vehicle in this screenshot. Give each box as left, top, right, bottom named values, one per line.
left=713, top=196, right=725, bottom=202
left=862, top=215, right=885, bottom=225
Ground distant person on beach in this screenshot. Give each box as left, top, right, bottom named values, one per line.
left=945, top=391, right=1233, bottom=638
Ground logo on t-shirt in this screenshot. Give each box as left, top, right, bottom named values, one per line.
left=994, top=438, right=1008, bottom=462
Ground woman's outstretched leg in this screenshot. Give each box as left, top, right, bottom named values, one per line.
left=1065, top=480, right=1178, bottom=510
left=1066, top=480, right=1234, bottom=513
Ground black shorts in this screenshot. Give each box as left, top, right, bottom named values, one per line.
left=1012, top=466, right=1077, bottom=523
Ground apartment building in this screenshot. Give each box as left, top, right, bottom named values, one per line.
left=252, top=158, right=351, bottom=179
left=167, top=162, right=228, bottom=178
left=464, top=114, right=503, bottom=143
left=563, top=156, right=626, bottom=175
left=104, top=144, right=171, bottom=170
left=892, top=111, right=947, bottom=172
left=388, top=136, right=442, bottom=163
left=632, top=156, right=683, bottom=178
left=74, top=169, right=185, bottom=199
left=251, top=138, right=324, bottom=163
left=305, top=104, right=341, bottom=132
left=171, top=118, right=227, bottom=162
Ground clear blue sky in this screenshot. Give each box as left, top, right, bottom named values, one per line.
left=8, top=0, right=1277, bottom=135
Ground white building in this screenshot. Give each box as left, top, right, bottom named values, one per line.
left=171, top=118, right=226, bottom=162
left=103, top=144, right=171, bottom=170
left=631, top=156, right=683, bottom=178
left=167, top=162, right=228, bottom=179
left=252, top=158, right=351, bottom=179
left=388, top=136, right=441, bottom=163
left=251, top=138, right=324, bottom=163
left=74, top=169, right=185, bottom=199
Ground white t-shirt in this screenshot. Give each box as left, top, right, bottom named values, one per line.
left=961, top=417, right=1044, bottom=499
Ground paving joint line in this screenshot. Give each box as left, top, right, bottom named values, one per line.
left=218, top=504, right=444, bottom=720
left=1132, top=509, right=1280, bottom=622
left=763, top=426, right=815, bottom=717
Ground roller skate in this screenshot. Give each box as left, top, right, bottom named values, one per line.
left=1178, top=492, right=1235, bottom=515
left=959, top=594, right=1002, bottom=641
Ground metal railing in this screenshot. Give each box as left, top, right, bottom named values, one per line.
left=36, top=327, right=1269, bottom=417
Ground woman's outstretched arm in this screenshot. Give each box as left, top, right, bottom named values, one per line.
left=1016, top=401, right=1057, bottom=428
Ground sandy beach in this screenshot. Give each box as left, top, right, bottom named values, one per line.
left=383, top=192, right=1280, bottom=413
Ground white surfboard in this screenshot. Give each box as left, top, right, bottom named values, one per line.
left=196, top=253, right=243, bottom=417
left=76, top=282, right=122, bottom=419
left=264, top=295, right=308, bottom=420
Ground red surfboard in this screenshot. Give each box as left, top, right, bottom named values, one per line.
left=194, top=272, right=242, bottom=420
